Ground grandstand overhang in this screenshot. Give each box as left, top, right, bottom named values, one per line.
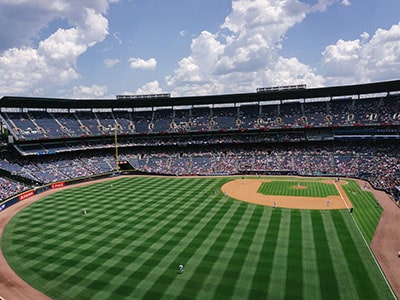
left=1, top=79, right=400, bottom=109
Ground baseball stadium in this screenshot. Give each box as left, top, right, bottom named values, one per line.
left=0, top=80, right=400, bottom=299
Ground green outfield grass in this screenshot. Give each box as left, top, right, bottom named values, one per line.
left=1, top=176, right=393, bottom=299
left=341, top=180, right=383, bottom=243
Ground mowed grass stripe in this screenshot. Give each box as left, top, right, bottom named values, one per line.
left=331, top=210, right=387, bottom=299
left=101, top=177, right=228, bottom=294
left=109, top=179, right=224, bottom=298
left=341, top=180, right=382, bottom=243
left=160, top=197, right=252, bottom=298
left=128, top=184, right=237, bottom=298
left=321, top=212, right=360, bottom=299
left=301, top=211, right=321, bottom=299
left=163, top=198, right=242, bottom=298
left=339, top=210, right=395, bottom=299
left=248, top=209, right=282, bottom=299
left=211, top=205, right=263, bottom=299
left=100, top=198, right=226, bottom=299
left=34, top=178, right=211, bottom=296
left=88, top=177, right=229, bottom=299
left=23, top=176, right=190, bottom=234
left=56, top=180, right=191, bottom=243
left=230, top=208, right=273, bottom=299
left=311, top=211, right=340, bottom=299
left=18, top=178, right=200, bottom=264
left=285, top=210, right=303, bottom=299
left=4, top=177, right=228, bottom=298
left=177, top=203, right=248, bottom=299
left=267, top=209, right=291, bottom=299
left=258, top=181, right=339, bottom=197
left=58, top=177, right=201, bottom=298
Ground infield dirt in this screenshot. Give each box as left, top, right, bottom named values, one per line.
left=222, top=179, right=352, bottom=210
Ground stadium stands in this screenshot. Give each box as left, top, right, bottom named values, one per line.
left=0, top=80, right=399, bottom=203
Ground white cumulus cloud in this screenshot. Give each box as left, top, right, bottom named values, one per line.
left=129, top=57, right=157, bottom=70
left=72, top=84, right=108, bottom=98
left=165, top=0, right=326, bottom=96
left=341, top=0, right=351, bottom=6
left=322, top=22, right=400, bottom=84
left=135, top=80, right=164, bottom=95
left=0, top=1, right=112, bottom=96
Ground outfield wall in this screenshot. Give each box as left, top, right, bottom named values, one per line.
left=0, top=170, right=396, bottom=214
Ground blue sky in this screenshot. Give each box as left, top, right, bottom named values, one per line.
left=0, top=0, right=399, bottom=99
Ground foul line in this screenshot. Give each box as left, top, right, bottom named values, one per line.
left=334, top=182, right=350, bottom=209
left=336, top=182, right=397, bottom=300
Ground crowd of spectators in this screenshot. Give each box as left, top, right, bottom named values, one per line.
left=0, top=177, right=28, bottom=200
left=0, top=92, right=399, bottom=204
left=3, top=95, right=399, bottom=141
left=0, top=141, right=399, bottom=202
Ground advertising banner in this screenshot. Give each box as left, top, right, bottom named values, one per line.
left=51, top=182, right=66, bottom=189
left=18, top=190, right=35, bottom=201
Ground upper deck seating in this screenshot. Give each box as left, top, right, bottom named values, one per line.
left=239, top=105, right=259, bottom=129
left=6, top=112, right=45, bottom=140
left=212, top=107, right=237, bottom=130
left=153, top=109, right=173, bottom=133
left=131, top=111, right=153, bottom=134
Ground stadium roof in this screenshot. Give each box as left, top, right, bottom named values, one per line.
left=1, top=79, right=400, bottom=109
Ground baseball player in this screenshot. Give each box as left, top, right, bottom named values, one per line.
left=178, top=264, right=184, bottom=274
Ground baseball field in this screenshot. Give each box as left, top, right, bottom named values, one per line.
left=0, top=176, right=395, bottom=299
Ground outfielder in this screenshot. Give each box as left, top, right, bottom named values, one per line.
left=178, top=264, right=184, bottom=274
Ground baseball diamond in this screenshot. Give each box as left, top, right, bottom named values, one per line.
left=0, top=81, right=400, bottom=299
left=222, top=179, right=351, bottom=210
left=0, top=176, right=395, bottom=299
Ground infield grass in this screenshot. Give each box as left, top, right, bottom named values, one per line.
left=1, top=176, right=393, bottom=299
left=257, top=180, right=339, bottom=197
